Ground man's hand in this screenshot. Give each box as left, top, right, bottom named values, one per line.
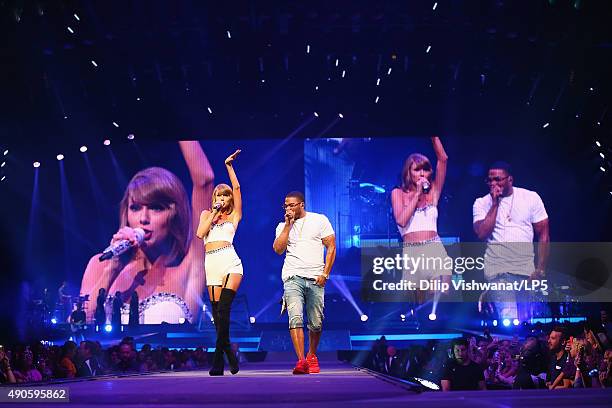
left=529, top=268, right=545, bottom=281
left=315, top=275, right=328, bottom=287
left=490, top=185, right=502, bottom=204
left=284, top=210, right=295, bottom=226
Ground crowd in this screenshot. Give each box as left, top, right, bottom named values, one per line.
left=364, top=313, right=612, bottom=391
left=0, top=337, right=216, bottom=384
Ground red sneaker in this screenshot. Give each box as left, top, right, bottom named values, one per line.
left=292, top=359, right=310, bottom=375
left=307, top=354, right=320, bottom=374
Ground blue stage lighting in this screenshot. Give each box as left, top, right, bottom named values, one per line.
left=428, top=313, right=437, bottom=321
left=492, top=319, right=498, bottom=327
left=360, top=314, right=368, bottom=322
left=502, top=319, right=511, bottom=327
left=104, top=324, right=113, bottom=333
left=50, top=318, right=57, bottom=325
left=513, top=319, right=520, bottom=326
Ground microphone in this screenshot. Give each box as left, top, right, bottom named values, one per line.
left=422, top=180, right=431, bottom=194
left=213, top=202, right=222, bottom=211
left=99, top=228, right=145, bottom=261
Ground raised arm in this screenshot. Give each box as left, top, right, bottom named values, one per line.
left=391, top=188, right=420, bottom=229
left=225, top=150, right=242, bottom=222
left=178, top=141, right=214, bottom=252
left=431, top=136, right=448, bottom=204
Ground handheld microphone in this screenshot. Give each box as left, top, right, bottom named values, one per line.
left=99, top=228, right=145, bottom=261
left=213, top=202, right=222, bottom=211
left=422, top=180, right=431, bottom=194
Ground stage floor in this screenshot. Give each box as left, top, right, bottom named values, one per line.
left=7, top=359, right=612, bottom=407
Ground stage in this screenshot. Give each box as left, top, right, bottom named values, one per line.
left=6, top=354, right=612, bottom=408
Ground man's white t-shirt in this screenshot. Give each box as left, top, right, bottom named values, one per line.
left=472, top=187, right=548, bottom=278
left=275, top=211, right=335, bottom=282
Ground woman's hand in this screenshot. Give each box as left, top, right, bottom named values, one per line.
left=111, top=227, right=142, bottom=246
left=225, top=149, right=241, bottom=166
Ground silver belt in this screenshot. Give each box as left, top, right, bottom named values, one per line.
left=206, top=244, right=233, bottom=254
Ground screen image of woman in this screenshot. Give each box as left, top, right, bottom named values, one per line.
left=80, top=140, right=214, bottom=324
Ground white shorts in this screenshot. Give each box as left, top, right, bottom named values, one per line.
left=401, top=237, right=452, bottom=282
left=205, top=245, right=243, bottom=286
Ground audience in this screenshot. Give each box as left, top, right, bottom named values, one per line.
left=1, top=317, right=610, bottom=390
left=361, top=317, right=610, bottom=392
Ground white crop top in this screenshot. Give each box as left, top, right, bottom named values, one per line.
left=397, top=205, right=438, bottom=236
left=204, top=221, right=236, bottom=244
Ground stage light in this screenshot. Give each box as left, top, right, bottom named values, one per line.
left=493, top=319, right=498, bottom=327
left=313, top=112, right=319, bottom=117
left=91, top=60, right=98, bottom=67
left=414, top=377, right=440, bottom=390
left=338, top=113, right=344, bottom=118
left=207, top=107, right=213, bottom=114
left=127, top=134, right=135, bottom=140
left=202, top=305, right=206, bottom=311
left=103, top=139, right=111, bottom=146
left=543, top=123, right=550, bottom=128
left=178, top=317, right=186, bottom=324
left=51, top=318, right=57, bottom=325
left=595, top=141, right=601, bottom=147
left=590, top=87, right=594, bottom=91
left=387, top=67, right=392, bottom=75
left=335, top=58, right=339, bottom=67
left=575, top=114, right=580, bottom=118
left=0, top=176, right=5, bottom=181
left=481, top=320, right=485, bottom=327
left=56, top=154, right=64, bottom=161
left=261, top=79, right=265, bottom=83
left=3, top=150, right=8, bottom=156
left=112, top=121, right=119, bottom=128
left=601, top=167, right=606, bottom=172
left=597, top=121, right=601, bottom=126
left=33, top=162, right=40, bottom=168
left=502, top=318, right=511, bottom=327
left=513, top=319, right=520, bottom=326
left=64, top=116, right=68, bottom=119
left=226, top=30, right=231, bottom=39
left=400, top=314, right=406, bottom=320
left=341, top=70, right=346, bottom=78
left=433, top=2, right=438, bottom=10
left=375, top=96, right=380, bottom=103
left=1, top=162, right=4, bottom=167
left=136, top=97, right=141, bottom=101
left=249, top=316, right=256, bottom=324
left=80, top=146, right=87, bottom=153
left=315, top=85, right=319, bottom=91
left=74, top=13, right=80, bottom=21
left=426, top=45, right=432, bottom=53
left=428, top=313, right=437, bottom=321
left=600, top=153, right=605, bottom=159
left=95, top=325, right=99, bottom=332
left=376, top=78, right=381, bottom=86
left=360, top=314, right=368, bottom=322
left=104, top=324, right=112, bottom=332
left=67, top=26, right=74, bottom=34
left=306, top=44, right=310, bottom=54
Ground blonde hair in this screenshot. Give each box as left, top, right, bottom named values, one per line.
left=119, top=167, right=191, bottom=266
left=401, top=153, right=432, bottom=191
left=212, top=183, right=234, bottom=214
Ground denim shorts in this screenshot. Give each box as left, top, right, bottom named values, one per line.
left=283, top=275, right=325, bottom=332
